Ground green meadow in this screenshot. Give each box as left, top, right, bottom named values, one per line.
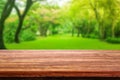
left=6, top=36, right=120, bottom=50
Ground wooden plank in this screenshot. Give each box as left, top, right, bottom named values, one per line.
left=0, top=50, right=120, bottom=77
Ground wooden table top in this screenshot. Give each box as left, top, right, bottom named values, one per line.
left=0, top=50, right=120, bottom=77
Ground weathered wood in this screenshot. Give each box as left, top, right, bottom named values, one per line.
left=0, top=50, right=120, bottom=77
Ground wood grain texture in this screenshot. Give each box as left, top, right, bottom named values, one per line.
left=0, top=50, right=120, bottom=77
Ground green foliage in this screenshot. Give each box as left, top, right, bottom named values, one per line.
left=68, top=0, right=120, bottom=40
left=106, top=37, right=120, bottom=44
left=1, top=0, right=120, bottom=50
left=85, top=33, right=99, bottom=39
left=21, top=29, right=36, bottom=41
left=4, top=19, right=18, bottom=43
left=4, top=15, right=37, bottom=43
left=29, top=3, right=61, bottom=36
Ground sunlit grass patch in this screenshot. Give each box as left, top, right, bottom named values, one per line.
left=6, top=36, right=120, bottom=50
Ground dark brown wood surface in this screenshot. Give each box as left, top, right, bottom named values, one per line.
left=0, top=50, right=120, bottom=77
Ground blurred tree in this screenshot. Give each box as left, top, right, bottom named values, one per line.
left=0, top=0, right=15, bottom=49
left=90, top=0, right=120, bottom=39
left=0, top=0, right=6, bottom=17
left=14, top=0, right=34, bottom=43
left=14, top=0, right=45, bottom=43
left=68, top=0, right=120, bottom=40
left=30, top=3, right=61, bottom=36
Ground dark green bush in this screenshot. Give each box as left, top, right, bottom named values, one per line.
left=4, top=21, right=18, bottom=43
left=21, top=30, right=36, bottom=41
left=106, top=37, right=120, bottom=44
left=115, top=22, right=120, bottom=37
left=86, top=33, right=99, bottom=39
left=4, top=31, right=15, bottom=43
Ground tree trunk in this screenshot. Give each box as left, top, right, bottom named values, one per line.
left=112, top=28, right=115, bottom=38
left=0, top=21, right=6, bottom=49
left=14, top=1, right=33, bottom=43
left=77, top=28, right=80, bottom=37
left=99, top=25, right=105, bottom=40
left=111, top=22, right=116, bottom=38
left=72, top=28, right=74, bottom=37
left=15, top=18, right=24, bottom=43
left=0, top=0, right=15, bottom=49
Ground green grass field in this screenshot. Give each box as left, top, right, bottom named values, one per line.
left=6, top=35, right=120, bottom=50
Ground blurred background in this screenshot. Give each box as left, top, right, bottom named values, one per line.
left=0, top=0, right=120, bottom=50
